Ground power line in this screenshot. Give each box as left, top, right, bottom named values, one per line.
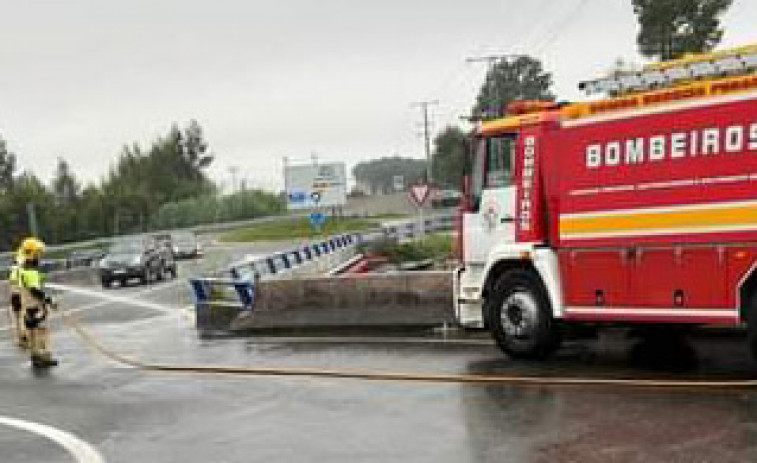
left=532, top=0, right=592, bottom=54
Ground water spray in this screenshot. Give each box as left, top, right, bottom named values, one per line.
left=46, top=283, right=180, bottom=315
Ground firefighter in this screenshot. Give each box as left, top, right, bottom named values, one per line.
left=8, top=252, right=28, bottom=348
left=17, top=237, right=58, bottom=368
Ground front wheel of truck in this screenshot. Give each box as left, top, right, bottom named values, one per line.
left=486, top=269, right=561, bottom=360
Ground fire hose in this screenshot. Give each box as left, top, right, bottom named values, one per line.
left=60, top=306, right=757, bottom=389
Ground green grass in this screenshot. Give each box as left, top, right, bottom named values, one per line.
left=219, top=216, right=381, bottom=243
left=375, top=233, right=453, bottom=264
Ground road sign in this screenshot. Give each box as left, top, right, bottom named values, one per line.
left=408, top=184, right=431, bottom=208
left=309, top=212, right=326, bottom=226
left=393, top=175, right=404, bottom=192
left=309, top=212, right=327, bottom=233
left=284, top=162, right=347, bottom=210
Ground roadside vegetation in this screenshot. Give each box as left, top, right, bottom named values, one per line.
left=372, top=233, right=453, bottom=265
left=219, top=216, right=381, bottom=243
left=0, top=121, right=284, bottom=251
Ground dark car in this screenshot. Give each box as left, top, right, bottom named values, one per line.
left=169, top=231, right=203, bottom=259
left=99, top=237, right=170, bottom=288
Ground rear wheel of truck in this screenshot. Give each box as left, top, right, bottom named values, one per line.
left=487, top=269, right=561, bottom=359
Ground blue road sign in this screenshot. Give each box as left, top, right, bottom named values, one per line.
left=309, top=212, right=327, bottom=231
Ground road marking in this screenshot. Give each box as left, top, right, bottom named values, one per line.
left=0, top=415, right=106, bottom=463
left=0, top=280, right=189, bottom=332
left=47, top=283, right=180, bottom=315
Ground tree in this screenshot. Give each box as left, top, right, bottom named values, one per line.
left=353, top=157, right=427, bottom=194
left=52, top=157, right=80, bottom=205
left=181, top=120, right=214, bottom=177
left=632, top=0, right=733, bottom=60
left=0, top=135, right=17, bottom=193
left=472, top=55, right=554, bottom=119
left=431, top=126, right=468, bottom=189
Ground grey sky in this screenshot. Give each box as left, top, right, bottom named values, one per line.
left=1, top=0, right=755, bottom=191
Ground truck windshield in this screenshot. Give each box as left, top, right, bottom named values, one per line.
left=485, top=136, right=514, bottom=188
left=470, top=135, right=515, bottom=211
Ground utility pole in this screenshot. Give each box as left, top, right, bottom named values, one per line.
left=228, top=166, right=239, bottom=194
left=466, top=54, right=527, bottom=118
left=26, top=203, right=39, bottom=237
left=411, top=100, right=438, bottom=185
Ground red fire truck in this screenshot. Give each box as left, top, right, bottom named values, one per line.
left=454, top=45, right=757, bottom=360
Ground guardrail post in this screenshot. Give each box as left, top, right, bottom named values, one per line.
left=233, top=281, right=255, bottom=310
left=280, top=253, right=291, bottom=269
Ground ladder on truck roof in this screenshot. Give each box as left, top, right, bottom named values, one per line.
left=579, top=44, right=757, bottom=96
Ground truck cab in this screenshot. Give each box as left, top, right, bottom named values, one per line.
left=455, top=44, right=757, bottom=361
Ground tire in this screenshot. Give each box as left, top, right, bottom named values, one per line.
left=170, top=266, right=178, bottom=279
left=156, top=264, right=165, bottom=282
left=101, top=278, right=111, bottom=289
left=486, top=269, right=561, bottom=359
left=139, top=269, right=149, bottom=285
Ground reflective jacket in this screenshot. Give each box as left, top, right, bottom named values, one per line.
left=8, top=254, right=23, bottom=296
left=18, top=265, right=44, bottom=310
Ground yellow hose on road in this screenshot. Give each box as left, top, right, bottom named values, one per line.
left=61, top=308, right=757, bottom=389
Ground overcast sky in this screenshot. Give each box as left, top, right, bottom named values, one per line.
left=1, top=0, right=756, bottom=191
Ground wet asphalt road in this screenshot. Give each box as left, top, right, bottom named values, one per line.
left=1, top=242, right=757, bottom=462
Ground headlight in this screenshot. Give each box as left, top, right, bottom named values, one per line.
left=131, top=256, right=142, bottom=266
left=172, top=246, right=179, bottom=254
left=99, top=259, right=109, bottom=269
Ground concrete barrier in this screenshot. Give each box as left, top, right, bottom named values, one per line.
left=228, top=271, right=454, bottom=331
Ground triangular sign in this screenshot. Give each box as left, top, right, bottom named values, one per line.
left=408, top=184, right=431, bottom=207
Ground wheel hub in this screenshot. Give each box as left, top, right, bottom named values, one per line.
left=501, top=291, right=538, bottom=339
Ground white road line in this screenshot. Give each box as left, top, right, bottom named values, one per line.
left=46, top=283, right=180, bottom=315
left=0, top=416, right=106, bottom=463
left=0, top=280, right=190, bottom=332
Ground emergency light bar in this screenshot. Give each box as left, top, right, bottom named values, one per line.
left=579, top=46, right=757, bottom=96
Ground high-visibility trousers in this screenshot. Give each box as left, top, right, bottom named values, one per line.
left=9, top=293, right=28, bottom=348
left=24, top=306, right=52, bottom=360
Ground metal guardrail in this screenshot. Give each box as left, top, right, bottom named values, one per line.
left=380, top=213, right=454, bottom=240
left=189, top=212, right=457, bottom=324
left=190, top=233, right=364, bottom=313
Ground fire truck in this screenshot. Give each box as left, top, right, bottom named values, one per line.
left=454, top=44, right=757, bottom=360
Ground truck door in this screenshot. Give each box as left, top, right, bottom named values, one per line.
left=463, top=135, right=517, bottom=264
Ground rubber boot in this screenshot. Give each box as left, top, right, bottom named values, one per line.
left=31, top=354, right=58, bottom=368
left=29, top=326, right=57, bottom=368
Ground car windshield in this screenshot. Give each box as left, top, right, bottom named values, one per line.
left=109, top=241, right=142, bottom=254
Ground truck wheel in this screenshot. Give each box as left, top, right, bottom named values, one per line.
left=101, top=278, right=111, bottom=289
left=486, top=269, right=561, bottom=359
left=156, top=265, right=165, bottom=282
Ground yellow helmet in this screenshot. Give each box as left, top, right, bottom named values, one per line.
left=19, top=237, right=45, bottom=260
